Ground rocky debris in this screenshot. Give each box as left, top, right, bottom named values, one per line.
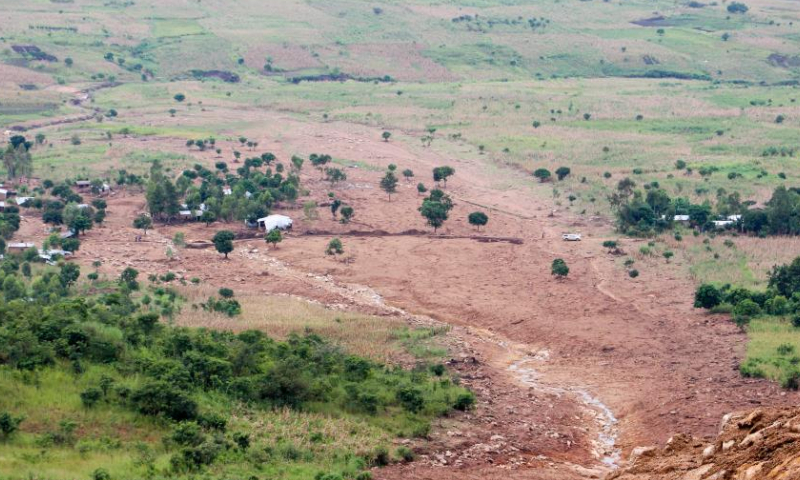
left=608, top=407, right=800, bottom=480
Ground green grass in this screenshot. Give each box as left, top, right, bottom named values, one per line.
left=741, top=317, right=800, bottom=387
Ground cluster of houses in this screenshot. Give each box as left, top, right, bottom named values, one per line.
left=666, top=214, right=742, bottom=229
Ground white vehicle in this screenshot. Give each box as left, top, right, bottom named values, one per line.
left=562, top=233, right=582, bottom=241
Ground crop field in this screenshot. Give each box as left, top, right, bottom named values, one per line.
left=2, top=0, right=800, bottom=479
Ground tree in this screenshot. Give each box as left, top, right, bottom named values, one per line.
left=326, top=238, right=343, bottom=256
left=675, top=159, right=686, bottom=170
left=62, top=238, right=80, bottom=253
left=382, top=131, right=391, bottom=142
left=417, top=183, right=427, bottom=196
left=663, top=251, right=674, bottom=263
left=555, top=166, right=571, bottom=181
left=325, top=167, right=347, bottom=186
left=0, top=412, right=24, bottom=439
left=291, top=155, right=304, bottom=171
left=212, top=230, right=235, bottom=258
left=533, top=168, right=551, bottom=183
left=402, top=169, right=414, bottom=182
left=1, top=142, right=33, bottom=180
left=133, top=214, right=152, bottom=234
left=419, top=190, right=453, bottom=232
left=265, top=229, right=282, bottom=249
left=433, top=166, right=455, bottom=187
left=340, top=205, right=354, bottom=224
left=551, top=258, right=569, bottom=278
left=768, top=257, right=800, bottom=298
left=120, top=267, right=139, bottom=290
left=200, top=210, right=216, bottom=227
left=380, top=171, right=398, bottom=200
left=59, top=263, right=81, bottom=288
left=727, top=2, right=748, bottom=13
left=694, top=284, right=722, bottom=309
left=330, top=198, right=342, bottom=218
left=468, top=211, right=488, bottom=231
left=174, top=93, right=186, bottom=102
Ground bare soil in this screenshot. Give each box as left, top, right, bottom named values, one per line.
left=16, top=114, right=799, bottom=479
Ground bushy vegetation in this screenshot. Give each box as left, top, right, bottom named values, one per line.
left=0, top=262, right=472, bottom=479
left=695, top=256, right=800, bottom=388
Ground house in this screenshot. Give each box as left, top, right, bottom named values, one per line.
left=15, top=197, right=33, bottom=207
left=223, top=187, right=233, bottom=196
left=727, top=215, right=742, bottom=222
left=673, top=215, right=690, bottom=223
left=257, top=215, right=292, bottom=232
left=7, top=242, right=35, bottom=254
left=0, top=201, right=5, bottom=212
left=59, top=229, right=75, bottom=239
left=0, top=188, right=16, bottom=199
left=713, top=220, right=733, bottom=228
left=74, top=180, right=91, bottom=189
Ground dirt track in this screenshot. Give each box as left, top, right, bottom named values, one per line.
left=18, top=113, right=799, bottom=479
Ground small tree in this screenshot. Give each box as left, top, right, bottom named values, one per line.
left=382, top=131, right=391, bottom=142
left=533, top=168, right=551, bottom=183
left=326, top=238, right=343, bottom=256
left=468, top=211, right=488, bottom=231
left=133, top=214, right=152, bottom=234
left=325, top=167, right=347, bottom=186
left=602, top=240, right=618, bottom=252
left=694, top=284, right=722, bottom=309
left=402, top=169, right=414, bottom=182
left=433, top=166, right=455, bottom=187
left=663, top=251, right=674, bottom=263
left=120, top=267, right=139, bottom=290
left=200, top=210, right=216, bottom=227
left=0, top=412, right=24, bottom=439
left=174, top=93, right=186, bottom=102
left=340, top=205, right=354, bottom=224
left=265, top=229, right=282, bottom=249
left=555, top=166, right=571, bottom=181
left=551, top=258, right=569, bottom=278
left=330, top=198, right=342, bottom=218
left=416, top=183, right=427, bottom=196
left=212, top=230, right=235, bottom=259
left=380, top=171, right=398, bottom=200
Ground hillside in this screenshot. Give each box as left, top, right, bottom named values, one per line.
left=1, top=0, right=800, bottom=479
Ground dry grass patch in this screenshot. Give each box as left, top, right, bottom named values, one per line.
left=175, top=287, right=405, bottom=361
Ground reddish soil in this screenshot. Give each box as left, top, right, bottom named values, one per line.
left=17, top=116, right=799, bottom=479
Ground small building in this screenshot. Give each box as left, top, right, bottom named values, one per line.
left=0, top=201, right=5, bottom=212
left=7, top=242, right=35, bottom=254
left=15, top=197, right=33, bottom=207
left=673, top=215, right=690, bottom=223
left=223, top=187, right=233, bottom=196
left=713, top=220, right=733, bottom=228
left=59, top=229, right=76, bottom=239
left=0, top=188, right=16, bottom=199
left=74, top=180, right=92, bottom=189
left=727, top=215, right=742, bottom=222
left=257, top=214, right=293, bottom=232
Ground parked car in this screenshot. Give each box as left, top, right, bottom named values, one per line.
left=562, top=233, right=582, bottom=241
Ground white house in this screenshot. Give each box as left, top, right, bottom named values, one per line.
left=257, top=215, right=292, bottom=232
left=674, top=215, right=690, bottom=222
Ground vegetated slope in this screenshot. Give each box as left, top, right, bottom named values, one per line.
left=0, top=260, right=474, bottom=480
left=609, top=407, right=800, bottom=480
left=1, top=0, right=799, bottom=85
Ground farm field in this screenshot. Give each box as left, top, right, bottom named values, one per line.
left=1, top=0, right=800, bottom=479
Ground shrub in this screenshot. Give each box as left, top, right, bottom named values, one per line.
left=628, top=269, right=639, bottom=278
left=453, top=392, right=476, bottom=411
left=777, top=343, right=795, bottom=356
left=218, top=288, right=234, bottom=299
left=0, top=412, right=24, bottom=439
left=170, top=422, right=205, bottom=447
left=372, top=446, right=391, bottom=466
left=733, top=299, right=761, bottom=328
left=396, top=446, right=415, bottom=462
left=80, top=387, right=103, bottom=408
left=551, top=258, right=569, bottom=278
left=131, top=381, right=198, bottom=421
left=91, top=469, right=111, bottom=480
left=396, top=386, right=424, bottom=413
left=694, top=284, right=722, bottom=309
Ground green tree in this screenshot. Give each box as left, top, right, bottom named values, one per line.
left=402, top=169, right=414, bottom=182
left=200, top=210, right=216, bottom=227
left=419, top=190, right=452, bottom=232
left=380, top=171, right=398, bottom=200
left=340, top=205, right=354, bottom=224
left=59, top=262, right=80, bottom=288
left=326, top=238, right=344, bottom=256
left=417, top=183, right=427, bottom=196
left=325, top=167, right=347, bottom=186
left=433, top=166, right=455, bottom=187
left=555, top=166, right=571, bottom=181
left=212, top=230, right=235, bottom=258
left=0, top=412, right=24, bottom=439
left=533, top=168, right=551, bottom=183
left=62, top=238, right=80, bottom=253
left=265, top=229, right=282, bottom=249
left=551, top=258, right=569, bottom=278
left=120, top=267, right=139, bottom=290
left=174, top=93, right=186, bottom=102
left=468, top=211, right=488, bottom=231
left=133, top=214, right=152, bottom=234
left=382, top=131, right=391, bottom=142
left=1, top=142, right=33, bottom=180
